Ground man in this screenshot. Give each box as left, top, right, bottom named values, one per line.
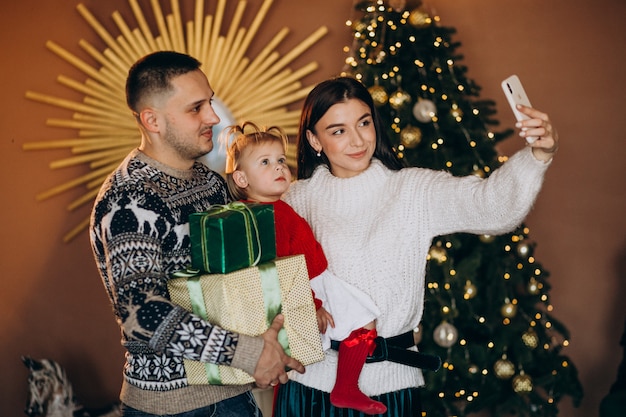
left=89, top=51, right=304, bottom=417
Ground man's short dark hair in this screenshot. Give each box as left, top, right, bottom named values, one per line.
left=126, top=51, right=202, bottom=113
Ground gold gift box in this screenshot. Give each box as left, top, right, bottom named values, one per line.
left=168, top=255, right=324, bottom=385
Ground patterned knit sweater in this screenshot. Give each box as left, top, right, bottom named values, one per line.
left=90, top=150, right=264, bottom=414
left=283, top=147, right=550, bottom=396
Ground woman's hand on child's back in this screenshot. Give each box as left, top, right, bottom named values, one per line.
left=316, top=306, right=335, bottom=334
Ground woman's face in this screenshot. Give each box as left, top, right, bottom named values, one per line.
left=306, top=98, right=376, bottom=178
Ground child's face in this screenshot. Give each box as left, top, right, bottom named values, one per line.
left=237, top=140, right=291, bottom=202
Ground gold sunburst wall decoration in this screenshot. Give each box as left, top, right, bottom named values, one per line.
left=23, top=0, right=327, bottom=242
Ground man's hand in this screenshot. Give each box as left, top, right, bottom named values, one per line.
left=253, top=314, right=305, bottom=389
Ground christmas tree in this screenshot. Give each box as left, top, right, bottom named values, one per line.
left=341, top=1, right=583, bottom=416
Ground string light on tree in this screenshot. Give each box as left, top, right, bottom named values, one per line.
left=501, top=298, right=518, bottom=319
left=428, top=244, right=448, bottom=264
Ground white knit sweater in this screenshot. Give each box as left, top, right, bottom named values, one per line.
left=283, top=147, right=550, bottom=396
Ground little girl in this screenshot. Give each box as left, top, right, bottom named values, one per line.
left=223, top=122, right=386, bottom=415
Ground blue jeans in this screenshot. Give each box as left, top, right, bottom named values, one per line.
left=120, top=391, right=263, bottom=417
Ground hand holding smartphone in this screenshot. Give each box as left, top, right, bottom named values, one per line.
left=501, top=75, right=536, bottom=143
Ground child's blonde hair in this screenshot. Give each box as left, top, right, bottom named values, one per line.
left=222, top=121, right=289, bottom=200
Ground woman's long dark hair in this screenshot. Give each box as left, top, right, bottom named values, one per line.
left=296, top=76, right=404, bottom=179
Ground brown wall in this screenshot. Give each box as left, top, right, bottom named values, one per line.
left=1, top=0, right=624, bottom=416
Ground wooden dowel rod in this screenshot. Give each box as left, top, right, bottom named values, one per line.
left=82, top=97, right=131, bottom=118
left=171, top=0, right=185, bottom=52
left=84, top=78, right=123, bottom=102
left=229, top=68, right=294, bottom=112
left=26, top=91, right=101, bottom=116
left=193, top=0, right=204, bottom=59
left=35, top=163, right=117, bottom=201
left=212, top=0, right=246, bottom=86
left=95, top=63, right=126, bottom=91
left=199, top=15, right=213, bottom=66
left=150, top=0, right=173, bottom=50
left=238, top=86, right=310, bottom=117
left=57, top=75, right=122, bottom=107
left=214, top=28, right=245, bottom=90
left=72, top=113, right=137, bottom=129
left=112, top=11, right=144, bottom=59
left=89, top=151, right=131, bottom=168
left=49, top=147, right=130, bottom=169
left=228, top=0, right=273, bottom=74
left=76, top=3, right=133, bottom=65
left=115, top=35, right=140, bottom=68
left=131, top=28, right=152, bottom=57
left=225, top=28, right=289, bottom=93
left=227, top=51, right=280, bottom=99
left=67, top=187, right=100, bottom=211
left=166, top=15, right=180, bottom=52
left=77, top=130, right=138, bottom=138
left=129, top=0, right=158, bottom=51
left=155, top=36, right=166, bottom=51
left=46, top=41, right=103, bottom=83
left=72, top=139, right=138, bottom=154
left=250, top=26, right=327, bottom=86
left=205, top=0, right=226, bottom=80
left=24, top=138, right=134, bottom=153
left=78, top=39, right=125, bottom=77
left=63, top=217, right=91, bottom=243
left=186, top=21, right=195, bottom=57
left=218, top=57, right=249, bottom=98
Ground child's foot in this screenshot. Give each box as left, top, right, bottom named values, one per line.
left=330, top=389, right=387, bottom=415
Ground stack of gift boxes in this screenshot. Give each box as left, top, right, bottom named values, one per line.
left=168, top=202, right=324, bottom=385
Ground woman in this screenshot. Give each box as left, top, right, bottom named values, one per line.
left=275, top=76, right=558, bottom=416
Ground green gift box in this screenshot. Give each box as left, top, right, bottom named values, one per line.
left=169, top=255, right=325, bottom=385
left=190, top=202, right=277, bottom=274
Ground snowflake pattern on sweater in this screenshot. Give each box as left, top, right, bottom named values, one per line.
left=90, top=150, right=238, bottom=391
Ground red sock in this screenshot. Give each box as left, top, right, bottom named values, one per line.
left=330, top=328, right=387, bottom=415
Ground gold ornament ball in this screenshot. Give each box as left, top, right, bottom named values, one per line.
left=408, top=8, right=431, bottom=28
left=501, top=302, right=517, bottom=318
left=517, top=242, right=530, bottom=257
left=400, top=125, right=423, bottom=148
left=512, top=372, right=533, bottom=394
left=494, top=355, right=516, bottom=379
left=450, top=105, right=464, bottom=119
left=428, top=245, right=447, bottom=264
left=412, top=98, right=437, bottom=123
left=471, top=168, right=486, bottom=178
left=479, top=234, right=495, bottom=243
left=351, top=20, right=367, bottom=33
left=433, top=321, right=459, bottom=348
left=464, top=280, right=477, bottom=299
left=522, top=328, right=539, bottom=349
left=368, top=85, right=389, bottom=107
left=527, top=277, right=540, bottom=295
left=389, top=89, right=413, bottom=110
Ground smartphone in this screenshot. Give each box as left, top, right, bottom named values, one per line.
left=501, top=74, right=536, bottom=143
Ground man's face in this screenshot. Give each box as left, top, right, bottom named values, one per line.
left=155, top=70, right=221, bottom=166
